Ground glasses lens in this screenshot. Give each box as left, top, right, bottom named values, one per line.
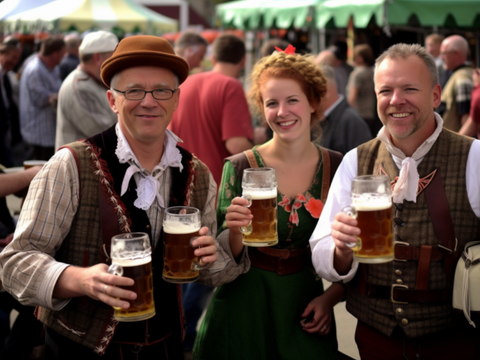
left=125, top=89, right=145, bottom=100
left=153, top=89, right=173, bottom=100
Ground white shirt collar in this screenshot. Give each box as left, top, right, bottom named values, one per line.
left=323, top=94, right=344, bottom=117
left=376, top=113, right=444, bottom=203
left=114, top=124, right=184, bottom=210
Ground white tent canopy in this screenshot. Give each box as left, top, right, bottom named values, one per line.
left=4, top=0, right=177, bottom=34
left=0, top=0, right=54, bottom=20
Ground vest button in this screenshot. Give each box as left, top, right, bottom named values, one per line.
left=146, top=225, right=151, bottom=230
left=396, top=308, right=403, bottom=314
left=396, top=279, right=404, bottom=284
left=401, top=318, right=409, bottom=326
left=395, top=269, right=402, bottom=276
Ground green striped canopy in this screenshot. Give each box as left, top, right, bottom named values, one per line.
left=215, top=0, right=320, bottom=29
left=215, top=0, right=480, bottom=30
left=316, top=0, right=480, bottom=28
left=4, top=0, right=177, bottom=34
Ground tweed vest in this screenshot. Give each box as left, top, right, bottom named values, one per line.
left=36, top=125, right=211, bottom=355
left=346, top=129, right=480, bottom=338
left=441, top=66, right=473, bottom=132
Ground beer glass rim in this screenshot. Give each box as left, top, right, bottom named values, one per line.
left=353, top=175, right=390, bottom=183
left=243, top=167, right=275, bottom=173
left=112, top=232, right=149, bottom=241
left=164, top=206, right=200, bottom=216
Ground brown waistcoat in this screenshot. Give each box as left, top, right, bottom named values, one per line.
left=346, top=129, right=480, bottom=338
left=36, top=129, right=211, bottom=355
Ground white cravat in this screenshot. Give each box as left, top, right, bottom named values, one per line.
left=377, top=113, right=444, bottom=203
left=115, top=124, right=184, bottom=210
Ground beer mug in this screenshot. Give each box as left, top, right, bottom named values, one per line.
left=162, top=206, right=207, bottom=284
left=343, top=175, right=394, bottom=264
left=239, top=168, right=278, bottom=247
left=107, top=232, right=156, bottom=322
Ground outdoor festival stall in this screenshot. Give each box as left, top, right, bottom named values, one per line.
left=3, top=0, right=177, bottom=36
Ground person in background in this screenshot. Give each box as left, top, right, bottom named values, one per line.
left=346, top=43, right=381, bottom=136
left=169, top=34, right=253, bottom=187
left=314, top=65, right=372, bottom=154
left=174, top=31, right=208, bottom=71
left=168, top=34, right=253, bottom=357
left=55, top=30, right=118, bottom=149
left=0, top=35, right=246, bottom=359
left=331, top=40, right=354, bottom=96
left=59, top=33, right=80, bottom=81
left=19, top=36, right=65, bottom=160
left=311, top=43, right=480, bottom=360
left=194, top=45, right=344, bottom=360
left=438, top=35, right=473, bottom=132
left=425, top=33, right=446, bottom=85
left=0, top=165, right=43, bottom=360
left=458, top=67, right=480, bottom=138
left=0, top=37, right=22, bottom=167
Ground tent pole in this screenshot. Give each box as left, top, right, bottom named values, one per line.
left=319, top=27, right=326, bottom=51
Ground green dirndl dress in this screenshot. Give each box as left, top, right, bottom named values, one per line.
left=193, top=146, right=339, bottom=360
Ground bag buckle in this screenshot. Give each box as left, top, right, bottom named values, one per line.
left=391, top=284, right=408, bottom=304
left=394, top=241, right=410, bottom=262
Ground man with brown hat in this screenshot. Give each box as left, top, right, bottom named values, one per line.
left=0, top=35, right=250, bottom=359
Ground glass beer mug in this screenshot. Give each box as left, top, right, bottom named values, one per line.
left=108, top=232, right=156, bottom=322
left=162, top=206, right=207, bottom=284
left=343, top=175, right=394, bottom=264
left=239, top=168, right=278, bottom=247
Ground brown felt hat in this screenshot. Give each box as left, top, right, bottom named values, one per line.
left=100, top=35, right=190, bottom=87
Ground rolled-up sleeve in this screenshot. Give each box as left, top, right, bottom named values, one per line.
left=198, top=172, right=250, bottom=287
left=0, top=149, right=79, bottom=309
left=309, top=149, right=359, bottom=283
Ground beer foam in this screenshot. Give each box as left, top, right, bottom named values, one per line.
left=352, top=195, right=391, bottom=211
left=163, top=222, right=201, bottom=235
left=242, top=189, right=277, bottom=200
left=111, top=255, right=152, bottom=266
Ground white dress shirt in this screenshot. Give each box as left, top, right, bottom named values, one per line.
left=309, top=114, right=480, bottom=283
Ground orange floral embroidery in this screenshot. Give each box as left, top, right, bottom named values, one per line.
left=304, top=198, right=324, bottom=219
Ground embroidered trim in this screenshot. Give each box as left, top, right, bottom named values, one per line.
left=85, top=144, right=132, bottom=233
left=380, top=166, right=438, bottom=198
left=56, top=319, right=86, bottom=336
left=93, top=316, right=119, bottom=355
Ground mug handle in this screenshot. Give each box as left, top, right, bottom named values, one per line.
left=239, top=194, right=253, bottom=235
left=342, top=205, right=361, bottom=251
left=108, top=263, right=123, bottom=277
left=190, top=236, right=212, bottom=271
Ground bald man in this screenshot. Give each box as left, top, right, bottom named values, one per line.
left=438, top=35, right=473, bottom=132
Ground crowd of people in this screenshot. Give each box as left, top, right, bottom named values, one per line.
left=0, top=27, right=479, bottom=360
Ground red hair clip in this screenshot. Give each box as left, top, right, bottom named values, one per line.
left=274, top=44, right=296, bottom=54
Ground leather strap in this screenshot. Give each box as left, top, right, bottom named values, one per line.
left=365, top=284, right=451, bottom=303
left=416, top=245, right=432, bottom=290
left=244, top=149, right=259, bottom=168
left=394, top=243, right=444, bottom=261
left=257, top=246, right=306, bottom=259
left=249, top=248, right=309, bottom=276
left=320, top=147, right=343, bottom=204
left=424, top=168, right=458, bottom=288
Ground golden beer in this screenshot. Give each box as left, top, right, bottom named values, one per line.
left=242, top=189, right=278, bottom=247
left=111, top=256, right=156, bottom=322
left=352, top=199, right=394, bottom=264
left=163, top=225, right=201, bottom=283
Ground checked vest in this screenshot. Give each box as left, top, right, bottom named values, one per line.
left=36, top=125, right=210, bottom=355
left=347, top=129, right=480, bottom=338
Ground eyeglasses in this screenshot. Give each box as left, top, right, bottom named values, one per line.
left=112, top=88, right=177, bottom=101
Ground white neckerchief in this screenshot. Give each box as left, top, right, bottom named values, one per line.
left=377, top=113, right=444, bottom=203
left=115, top=124, right=184, bottom=210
